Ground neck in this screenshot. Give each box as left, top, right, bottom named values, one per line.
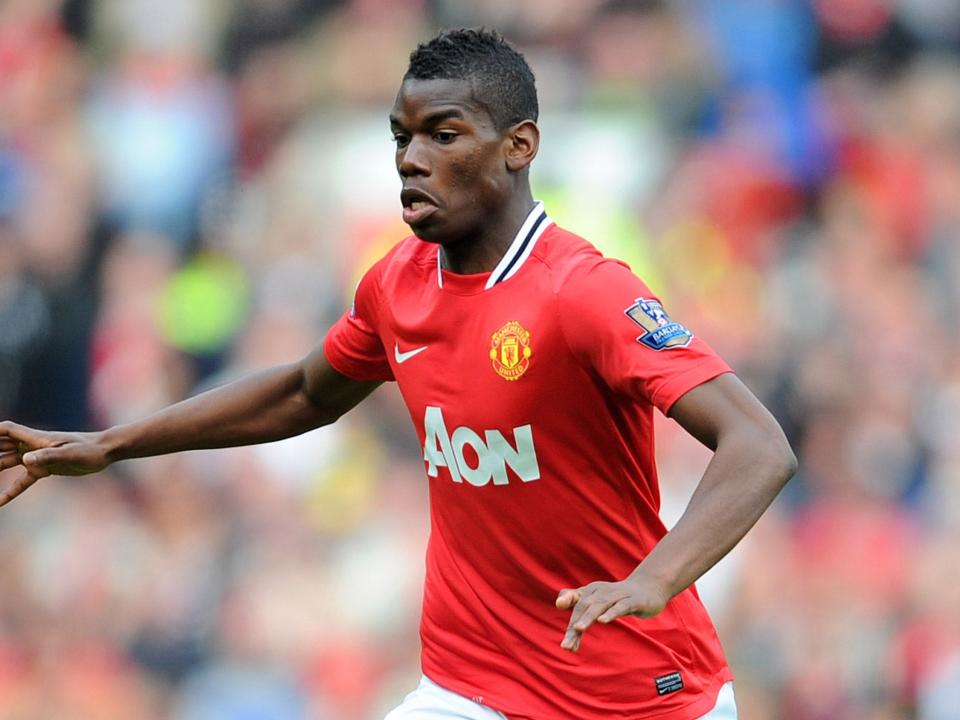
left=439, top=187, right=536, bottom=275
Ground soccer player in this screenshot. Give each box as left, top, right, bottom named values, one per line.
left=0, top=29, right=795, bottom=720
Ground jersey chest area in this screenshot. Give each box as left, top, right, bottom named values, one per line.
left=387, top=281, right=573, bottom=492
left=381, top=278, right=572, bottom=431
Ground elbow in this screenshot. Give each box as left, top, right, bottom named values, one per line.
left=765, top=427, right=798, bottom=489
left=299, top=392, right=342, bottom=429
left=729, top=420, right=797, bottom=491
left=779, top=440, right=799, bottom=485
left=313, top=407, right=343, bottom=429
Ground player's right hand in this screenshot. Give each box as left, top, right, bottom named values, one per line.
left=0, top=421, right=112, bottom=507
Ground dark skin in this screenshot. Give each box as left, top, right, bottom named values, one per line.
left=0, top=77, right=797, bottom=654
left=390, top=77, right=539, bottom=273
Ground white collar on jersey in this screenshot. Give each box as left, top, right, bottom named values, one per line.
left=436, top=201, right=553, bottom=289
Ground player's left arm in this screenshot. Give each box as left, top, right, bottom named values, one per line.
left=556, top=372, right=797, bottom=651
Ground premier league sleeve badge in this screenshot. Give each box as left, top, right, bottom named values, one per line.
left=624, top=298, right=693, bottom=350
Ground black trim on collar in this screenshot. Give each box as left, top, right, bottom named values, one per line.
left=490, top=210, right=547, bottom=287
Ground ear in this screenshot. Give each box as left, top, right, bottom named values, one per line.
left=504, top=120, right=540, bottom=172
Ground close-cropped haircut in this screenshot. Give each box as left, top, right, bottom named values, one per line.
left=404, top=28, right=538, bottom=130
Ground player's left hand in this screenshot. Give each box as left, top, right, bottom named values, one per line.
left=555, top=573, right=670, bottom=652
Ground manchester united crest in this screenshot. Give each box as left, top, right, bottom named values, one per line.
left=490, top=320, right=532, bottom=381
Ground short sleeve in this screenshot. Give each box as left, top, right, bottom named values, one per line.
left=323, top=258, right=395, bottom=383
left=557, top=259, right=731, bottom=415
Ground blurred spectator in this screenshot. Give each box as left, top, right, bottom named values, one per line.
left=0, top=227, right=51, bottom=417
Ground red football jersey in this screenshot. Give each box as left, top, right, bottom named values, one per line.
left=324, top=204, right=735, bottom=719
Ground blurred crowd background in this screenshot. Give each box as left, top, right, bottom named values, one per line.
left=1, top=0, right=959, bottom=718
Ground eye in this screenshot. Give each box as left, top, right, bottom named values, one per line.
left=433, top=131, right=458, bottom=144
left=392, top=133, right=410, bottom=148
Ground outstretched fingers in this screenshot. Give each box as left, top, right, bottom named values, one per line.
left=0, top=468, right=38, bottom=508
left=0, top=423, right=86, bottom=508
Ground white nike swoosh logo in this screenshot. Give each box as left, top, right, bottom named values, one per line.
left=394, top=342, right=428, bottom=364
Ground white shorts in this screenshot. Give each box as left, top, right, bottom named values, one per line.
left=384, top=675, right=738, bottom=719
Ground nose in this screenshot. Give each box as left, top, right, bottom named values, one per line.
left=398, top=136, right=430, bottom=178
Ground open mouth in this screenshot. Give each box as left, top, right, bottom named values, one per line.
left=401, top=188, right=440, bottom=225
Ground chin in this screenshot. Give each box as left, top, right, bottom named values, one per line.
left=407, top=213, right=476, bottom=247
left=409, top=224, right=433, bottom=240
left=409, top=221, right=450, bottom=245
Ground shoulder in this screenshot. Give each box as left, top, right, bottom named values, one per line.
left=532, top=225, right=642, bottom=299
left=350, top=235, right=435, bottom=321
left=358, top=235, right=436, bottom=292
left=383, top=234, right=436, bottom=266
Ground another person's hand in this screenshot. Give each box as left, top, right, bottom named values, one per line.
left=0, top=421, right=111, bottom=506
left=555, top=572, right=670, bottom=652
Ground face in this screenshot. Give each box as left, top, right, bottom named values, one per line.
left=389, top=78, right=511, bottom=245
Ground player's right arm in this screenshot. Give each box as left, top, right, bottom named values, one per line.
left=0, top=349, right=381, bottom=506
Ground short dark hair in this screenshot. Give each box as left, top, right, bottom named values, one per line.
left=404, top=28, right=539, bottom=130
